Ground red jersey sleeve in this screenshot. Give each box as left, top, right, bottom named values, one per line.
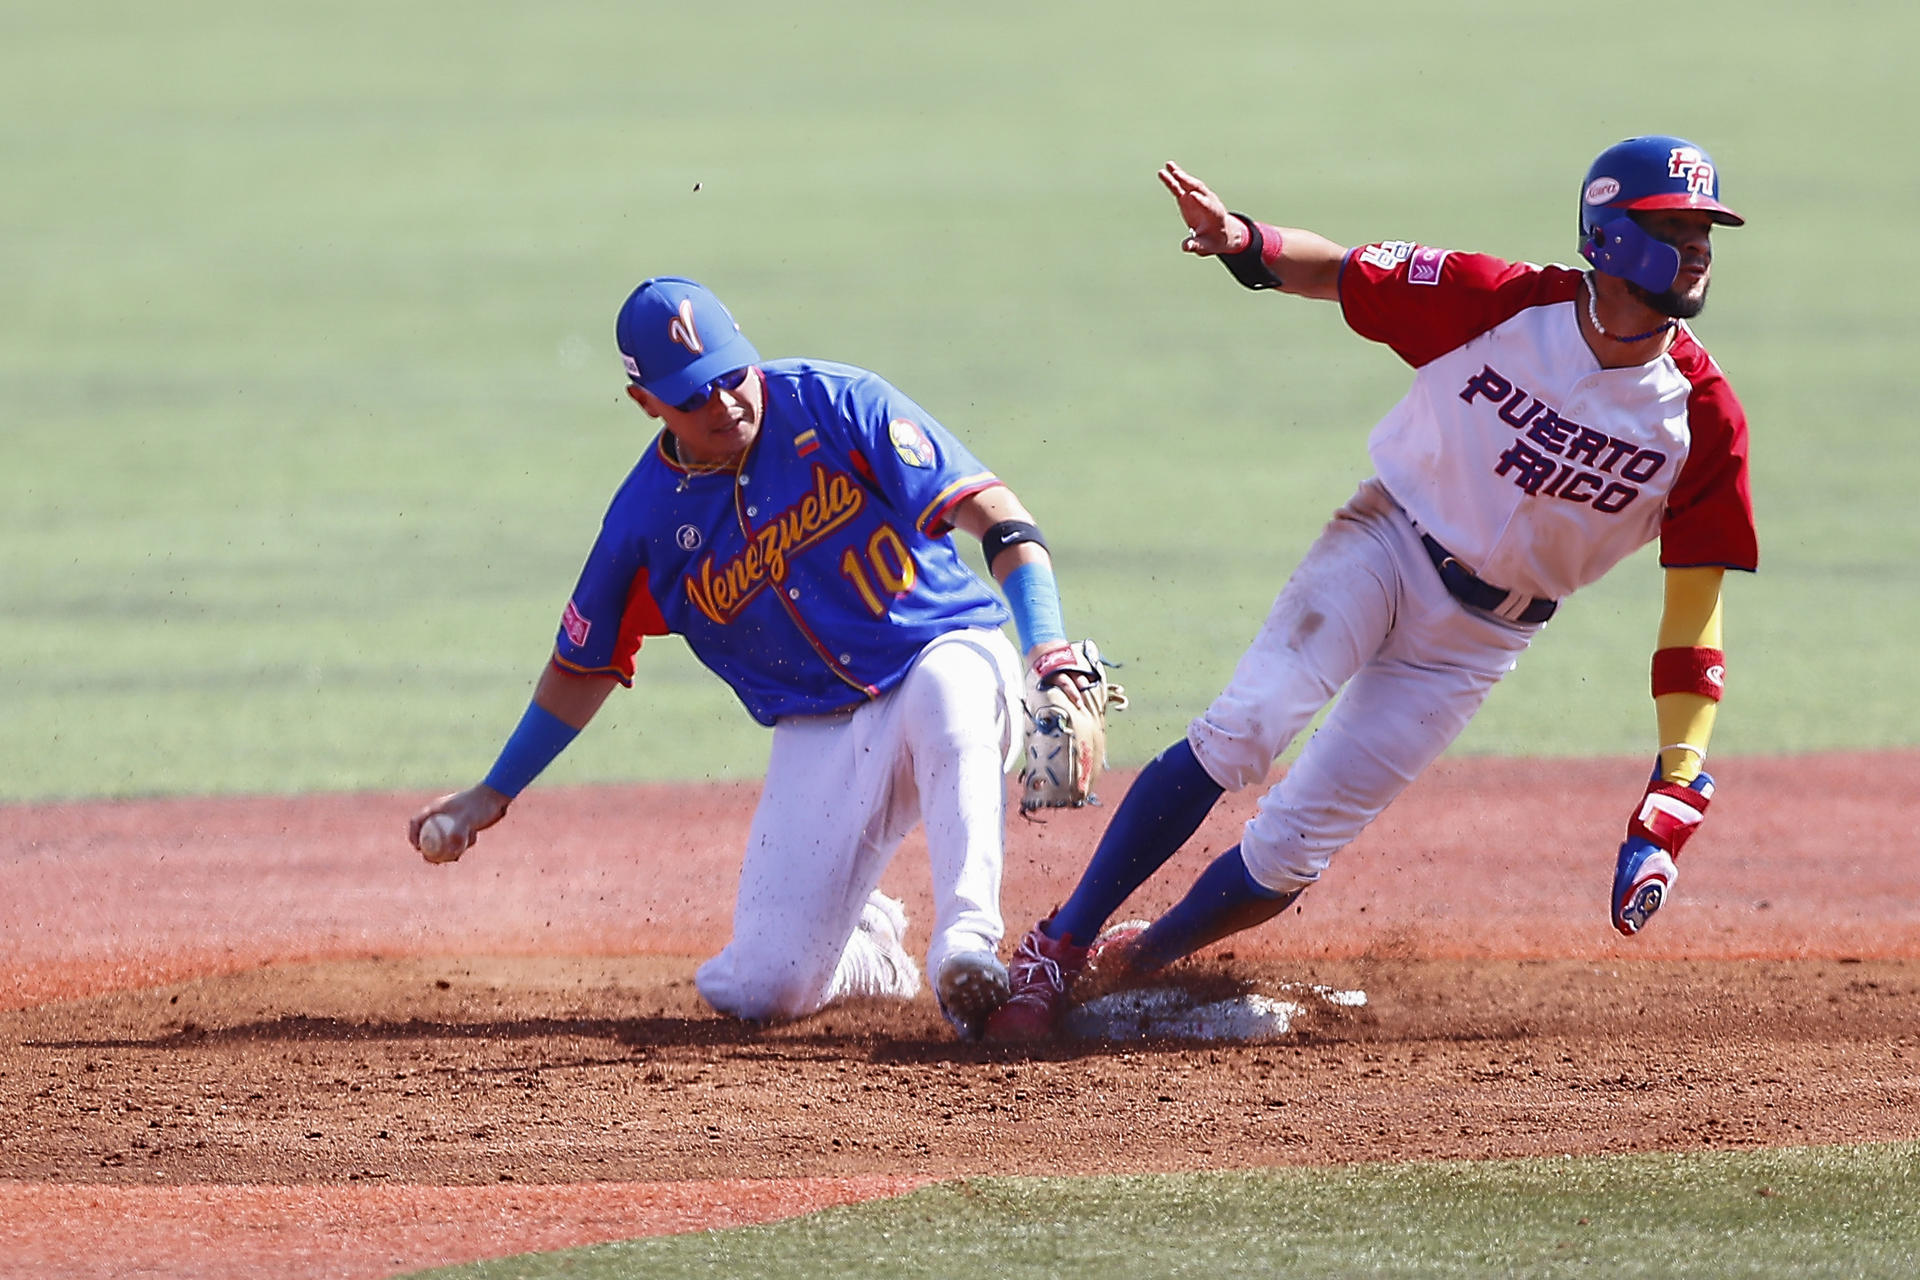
left=1660, top=339, right=1759, bottom=571
left=1339, top=243, right=1579, bottom=368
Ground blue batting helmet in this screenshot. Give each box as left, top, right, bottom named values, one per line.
left=1578, top=136, right=1744, bottom=291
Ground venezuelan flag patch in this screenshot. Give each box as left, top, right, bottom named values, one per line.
left=795, top=429, right=820, bottom=457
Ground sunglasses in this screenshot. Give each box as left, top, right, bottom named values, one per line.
left=673, top=367, right=753, bottom=412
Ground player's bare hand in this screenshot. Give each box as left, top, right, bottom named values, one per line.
left=1042, top=669, right=1094, bottom=711
left=1159, top=161, right=1247, bottom=257
left=1027, top=643, right=1093, bottom=711
left=408, top=786, right=510, bottom=864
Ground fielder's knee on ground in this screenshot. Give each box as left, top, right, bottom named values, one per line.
left=696, top=947, right=836, bottom=1023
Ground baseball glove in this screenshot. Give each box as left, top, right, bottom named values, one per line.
left=1019, top=640, right=1128, bottom=815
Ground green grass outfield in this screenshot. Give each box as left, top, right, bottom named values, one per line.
left=402, top=1143, right=1920, bottom=1279
left=4, top=0, right=1916, bottom=802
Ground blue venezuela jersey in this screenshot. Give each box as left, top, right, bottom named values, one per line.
left=552, top=359, right=1011, bottom=725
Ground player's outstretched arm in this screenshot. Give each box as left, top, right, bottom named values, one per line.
left=1158, top=161, right=1347, bottom=300
left=408, top=663, right=618, bottom=863
left=1611, top=567, right=1727, bottom=935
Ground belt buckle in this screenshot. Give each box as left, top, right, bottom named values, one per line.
left=1491, top=591, right=1531, bottom=623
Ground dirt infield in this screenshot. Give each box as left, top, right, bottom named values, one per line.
left=4, top=752, right=1919, bottom=1278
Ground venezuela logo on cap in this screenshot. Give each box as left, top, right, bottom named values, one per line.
left=888, top=418, right=935, bottom=469
left=669, top=298, right=703, bottom=354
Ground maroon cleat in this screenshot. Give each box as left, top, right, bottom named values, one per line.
left=982, top=918, right=1089, bottom=1042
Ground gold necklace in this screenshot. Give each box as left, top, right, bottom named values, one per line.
left=669, top=436, right=736, bottom=472
left=668, top=436, right=739, bottom=492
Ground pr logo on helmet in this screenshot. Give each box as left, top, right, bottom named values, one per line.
left=1667, top=148, right=1715, bottom=195
left=1583, top=177, right=1621, bottom=205
left=669, top=298, right=704, bottom=354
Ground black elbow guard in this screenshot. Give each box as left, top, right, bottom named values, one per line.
left=1219, top=213, right=1284, bottom=291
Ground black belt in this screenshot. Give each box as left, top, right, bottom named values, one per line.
left=1419, top=533, right=1558, bottom=625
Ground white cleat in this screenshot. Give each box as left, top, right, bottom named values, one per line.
left=857, top=891, right=921, bottom=1000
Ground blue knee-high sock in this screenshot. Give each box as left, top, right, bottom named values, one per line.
left=1131, top=844, right=1300, bottom=973
left=1047, top=738, right=1224, bottom=945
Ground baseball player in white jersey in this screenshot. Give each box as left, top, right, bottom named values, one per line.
left=986, top=136, right=1757, bottom=1040
left=408, top=276, right=1094, bottom=1040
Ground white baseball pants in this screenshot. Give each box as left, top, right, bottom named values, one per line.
left=1187, top=478, right=1541, bottom=894
left=696, top=627, right=1018, bottom=1022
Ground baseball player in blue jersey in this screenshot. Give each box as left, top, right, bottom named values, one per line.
left=987, top=137, right=1757, bottom=1040
left=407, top=276, right=1089, bottom=1039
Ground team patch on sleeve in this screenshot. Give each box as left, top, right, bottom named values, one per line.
left=888, top=418, right=936, bottom=468
left=1407, top=245, right=1449, bottom=285
left=561, top=599, right=591, bottom=647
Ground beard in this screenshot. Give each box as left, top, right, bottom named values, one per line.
left=1627, top=276, right=1710, bottom=320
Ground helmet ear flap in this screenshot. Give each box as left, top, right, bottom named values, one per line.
left=1584, top=215, right=1681, bottom=294
left=1580, top=224, right=1605, bottom=268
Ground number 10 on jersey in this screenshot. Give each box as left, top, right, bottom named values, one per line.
left=840, top=526, right=918, bottom=614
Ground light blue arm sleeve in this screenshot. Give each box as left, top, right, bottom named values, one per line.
left=1000, top=561, right=1067, bottom=655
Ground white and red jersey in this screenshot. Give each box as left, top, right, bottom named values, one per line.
left=1339, top=242, right=1757, bottom=601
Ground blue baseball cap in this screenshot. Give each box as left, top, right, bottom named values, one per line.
left=614, top=276, right=760, bottom=405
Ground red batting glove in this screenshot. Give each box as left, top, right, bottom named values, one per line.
left=1612, top=768, right=1714, bottom=937
left=1629, top=773, right=1714, bottom=856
